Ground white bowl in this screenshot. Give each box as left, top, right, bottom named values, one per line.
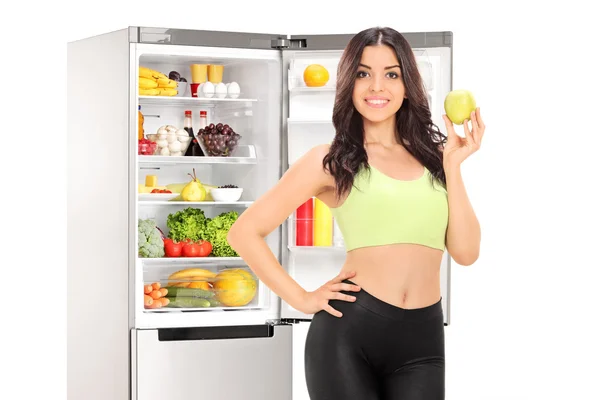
left=210, top=188, right=243, bottom=202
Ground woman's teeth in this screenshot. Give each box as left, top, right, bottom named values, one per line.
left=366, top=99, right=389, bottom=106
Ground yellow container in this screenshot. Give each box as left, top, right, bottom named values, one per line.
left=190, top=64, right=208, bottom=83
left=313, top=198, right=333, bottom=246
left=138, top=105, right=144, bottom=140
left=208, top=64, right=224, bottom=84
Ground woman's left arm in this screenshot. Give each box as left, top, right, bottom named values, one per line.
left=441, top=107, right=486, bottom=266
left=444, top=164, right=480, bottom=265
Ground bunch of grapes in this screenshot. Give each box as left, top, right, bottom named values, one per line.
left=218, top=184, right=239, bottom=188
left=198, top=123, right=241, bottom=156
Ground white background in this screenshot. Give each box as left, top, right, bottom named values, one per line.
left=2, top=0, right=599, bottom=399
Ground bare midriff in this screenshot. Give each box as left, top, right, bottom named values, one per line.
left=339, top=243, right=444, bottom=309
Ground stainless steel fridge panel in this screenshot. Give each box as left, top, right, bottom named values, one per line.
left=129, top=26, right=287, bottom=50
left=133, top=324, right=292, bottom=400
left=287, top=31, right=452, bottom=50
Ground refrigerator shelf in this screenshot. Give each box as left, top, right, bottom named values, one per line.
left=140, top=257, right=245, bottom=265
left=138, top=95, right=258, bottom=106
left=143, top=306, right=263, bottom=313
left=138, top=145, right=257, bottom=166
left=138, top=201, right=253, bottom=207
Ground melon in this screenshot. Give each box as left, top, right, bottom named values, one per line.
left=212, top=269, right=257, bottom=307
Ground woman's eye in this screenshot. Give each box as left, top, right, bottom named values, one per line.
left=387, top=72, right=399, bottom=79
left=357, top=71, right=369, bottom=78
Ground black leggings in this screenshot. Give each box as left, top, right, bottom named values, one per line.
left=304, top=280, right=445, bottom=399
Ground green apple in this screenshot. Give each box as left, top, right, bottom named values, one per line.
left=444, top=90, right=477, bottom=125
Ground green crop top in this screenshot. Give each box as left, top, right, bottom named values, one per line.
left=329, top=164, right=449, bottom=252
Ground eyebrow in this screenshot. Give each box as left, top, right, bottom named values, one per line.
left=358, top=63, right=401, bottom=70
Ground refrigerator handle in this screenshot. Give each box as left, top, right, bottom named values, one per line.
left=157, top=324, right=275, bottom=341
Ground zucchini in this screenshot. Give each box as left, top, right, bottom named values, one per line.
left=166, top=297, right=211, bottom=308
left=165, top=286, right=215, bottom=299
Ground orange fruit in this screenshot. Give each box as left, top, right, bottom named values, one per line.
left=303, top=64, right=330, bottom=87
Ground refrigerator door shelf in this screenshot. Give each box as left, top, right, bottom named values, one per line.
left=286, top=118, right=335, bottom=166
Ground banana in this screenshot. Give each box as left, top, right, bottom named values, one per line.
left=156, top=87, right=178, bottom=96
left=139, top=88, right=160, bottom=96
left=139, top=66, right=168, bottom=80
left=168, top=268, right=217, bottom=281
left=139, top=76, right=158, bottom=89
left=157, top=78, right=177, bottom=88
left=169, top=278, right=212, bottom=289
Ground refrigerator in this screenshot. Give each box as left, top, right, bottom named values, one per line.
left=67, top=26, right=453, bottom=400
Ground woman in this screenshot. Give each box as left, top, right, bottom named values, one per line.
left=228, top=26, right=484, bottom=399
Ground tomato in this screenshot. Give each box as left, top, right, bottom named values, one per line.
left=197, top=240, right=212, bottom=257
left=182, top=241, right=202, bottom=257
left=163, top=238, right=183, bottom=257
left=151, top=188, right=160, bottom=193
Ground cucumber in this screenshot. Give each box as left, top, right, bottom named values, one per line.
left=164, top=286, right=215, bottom=299
left=207, top=298, right=222, bottom=307
left=166, top=297, right=211, bottom=308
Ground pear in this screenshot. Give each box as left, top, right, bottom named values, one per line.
left=181, top=168, right=206, bottom=202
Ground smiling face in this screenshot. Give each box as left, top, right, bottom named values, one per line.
left=352, top=44, right=406, bottom=124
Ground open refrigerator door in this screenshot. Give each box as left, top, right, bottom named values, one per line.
left=279, top=33, right=454, bottom=325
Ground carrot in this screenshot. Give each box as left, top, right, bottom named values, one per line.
left=150, top=290, right=162, bottom=300
left=159, top=288, right=168, bottom=297
left=148, top=301, right=162, bottom=309
left=158, top=297, right=170, bottom=306
left=152, top=282, right=161, bottom=290
left=144, top=295, right=153, bottom=306
left=144, top=284, right=153, bottom=294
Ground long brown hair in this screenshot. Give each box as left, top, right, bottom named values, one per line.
left=323, top=26, right=447, bottom=200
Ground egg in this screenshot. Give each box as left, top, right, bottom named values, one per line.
left=202, top=81, right=215, bottom=98
left=215, top=82, right=227, bottom=98
left=227, top=82, right=240, bottom=99
left=196, top=83, right=204, bottom=97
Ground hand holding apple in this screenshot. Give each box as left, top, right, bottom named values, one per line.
left=442, top=105, right=486, bottom=170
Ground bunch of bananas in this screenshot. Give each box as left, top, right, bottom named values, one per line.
left=139, top=66, right=178, bottom=96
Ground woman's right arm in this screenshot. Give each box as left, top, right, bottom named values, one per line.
left=227, top=144, right=359, bottom=316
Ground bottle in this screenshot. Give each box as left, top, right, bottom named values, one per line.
left=138, top=105, right=144, bottom=140
left=295, top=198, right=314, bottom=246
left=194, top=110, right=208, bottom=157
left=199, top=110, right=208, bottom=130
left=183, top=110, right=204, bottom=157
left=313, top=198, right=333, bottom=246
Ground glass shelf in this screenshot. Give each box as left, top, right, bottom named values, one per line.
left=138, top=95, right=258, bottom=106
left=138, top=145, right=257, bottom=166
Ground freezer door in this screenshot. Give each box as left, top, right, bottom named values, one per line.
left=132, top=324, right=292, bottom=400
left=279, top=31, right=454, bottom=325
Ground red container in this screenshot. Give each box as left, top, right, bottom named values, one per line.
left=296, top=198, right=314, bottom=246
